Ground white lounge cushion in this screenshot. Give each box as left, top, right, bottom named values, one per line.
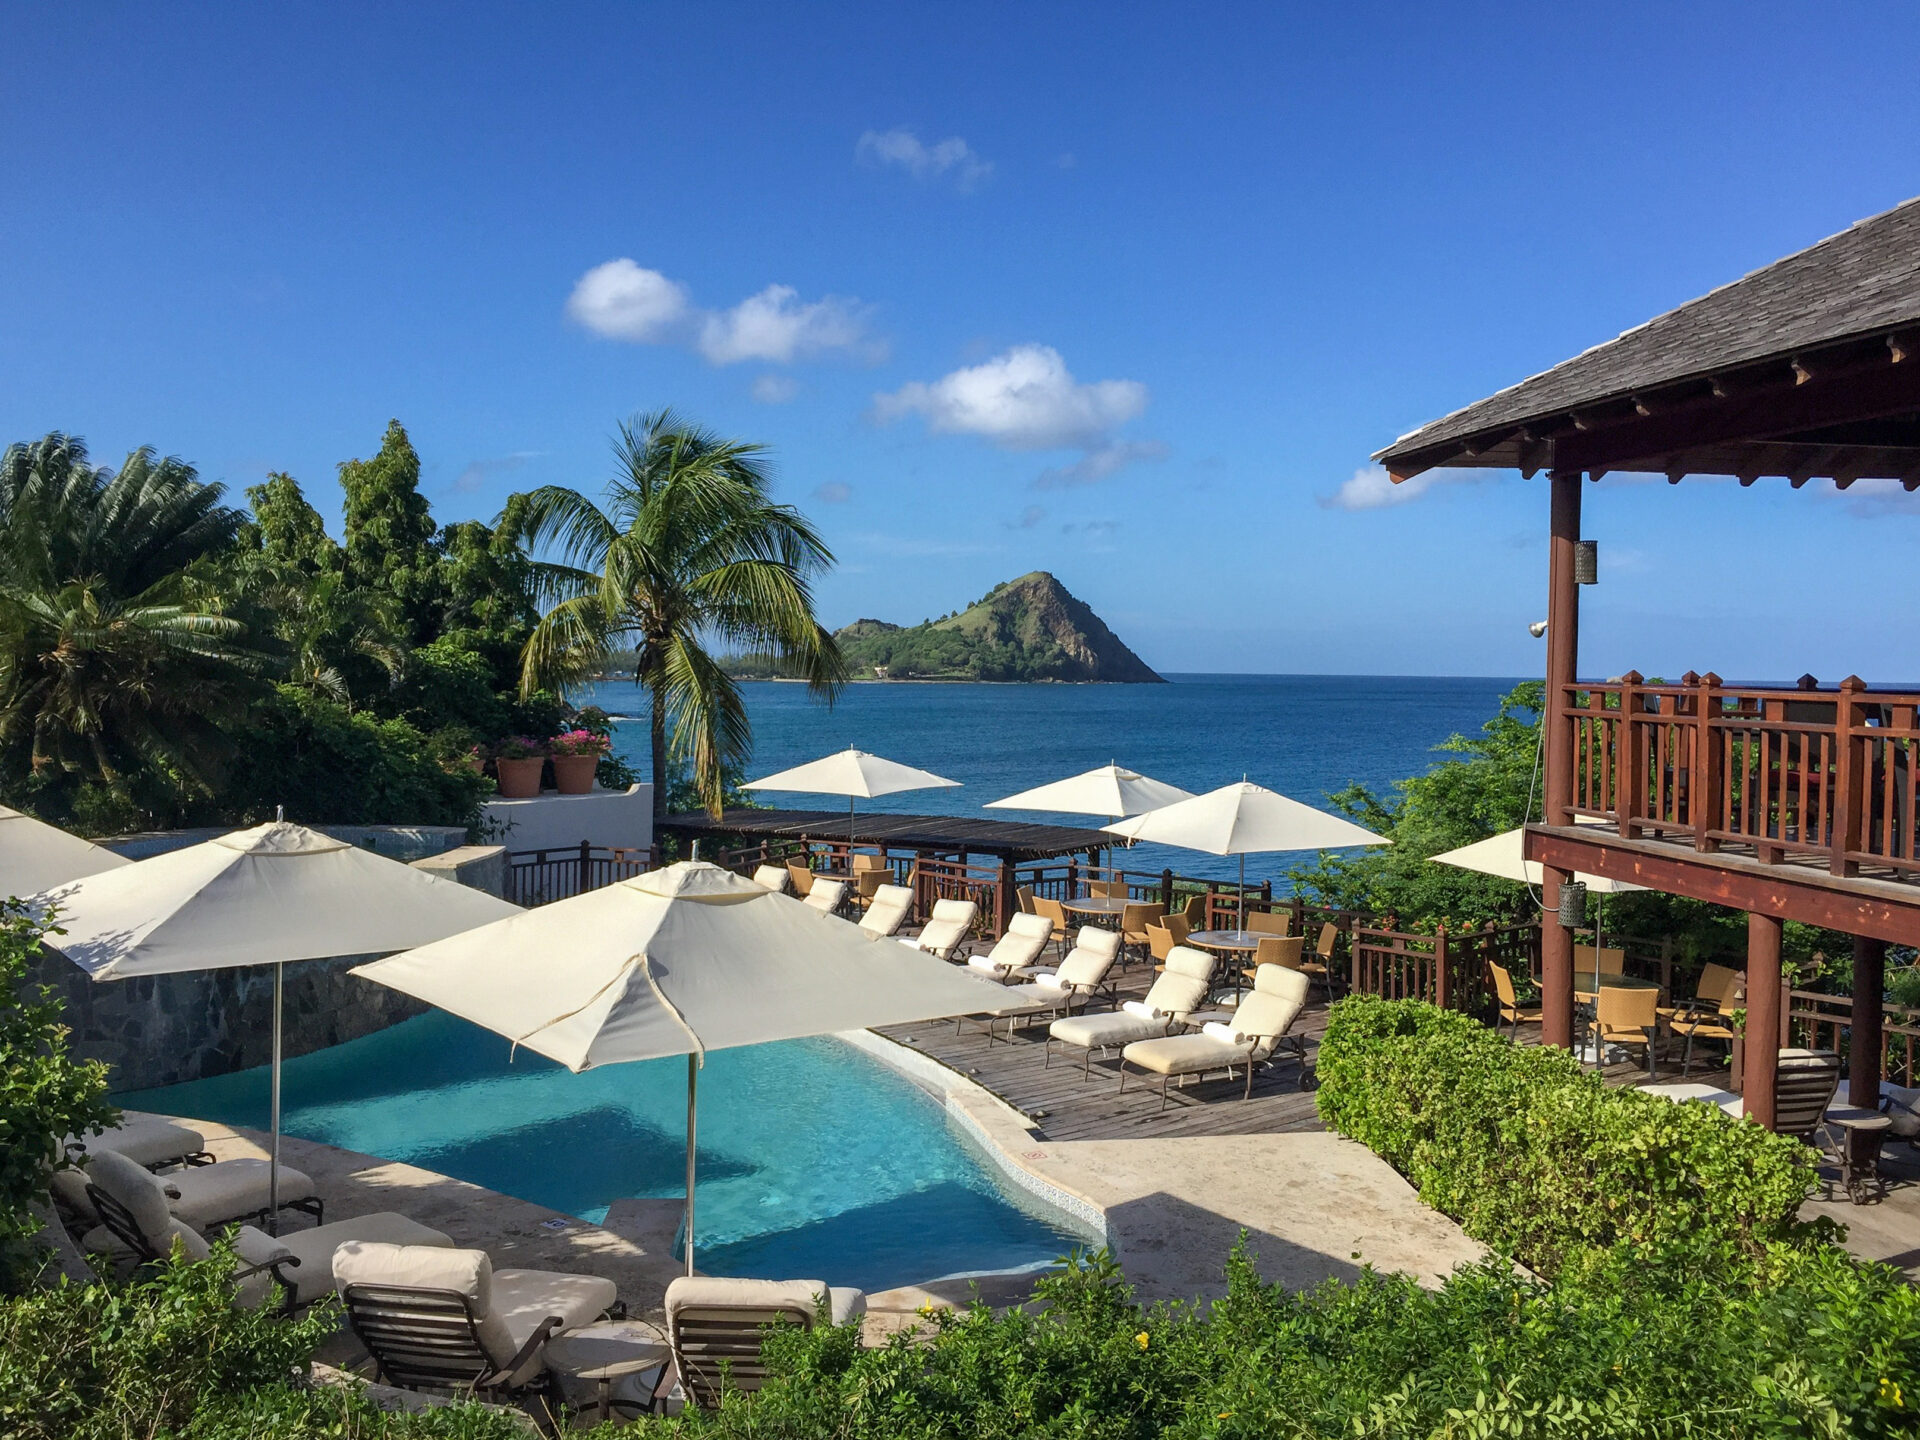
left=1123, top=1031, right=1255, bottom=1078
left=48, top=1165, right=98, bottom=1226
left=1883, top=1081, right=1920, bottom=1138
left=665, top=1275, right=865, bottom=1329
left=81, top=1216, right=212, bottom=1263
left=1050, top=1010, right=1173, bottom=1051
left=82, top=1150, right=173, bottom=1244
left=265, top=1212, right=453, bottom=1306
left=804, top=879, right=847, bottom=913
left=967, top=913, right=1053, bottom=980
left=335, top=1242, right=526, bottom=1380
left=68, top=1116, right=206, bottom=1170
left=164, top=1158, right=316, bottom=1228
left=860, top=884, right=914, bottom=938
left=752, top=865, right=790, bottom=893
left=911, top=898, right=977, bottom=959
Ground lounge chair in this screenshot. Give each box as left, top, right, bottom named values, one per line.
left=665, top=1276, right=865, bottom=1410
left=1119, top=963, right=1311, bottom=1108
left=56, top=1145, right=320, bottom=1234
left=1589, top=985, right=1659, bottom=1078
left=1046, top=949, right=1213, bottom=1079
left=910, top=898, right=977, bottom=961
left=335, top=1241, right=620, bottom=1415
left=1489, top=961, right=1542, bottom=1040
left=1008, top=927, right=1124, bottom=1014
left=66, top=1114, right=212, bottom=1170
left=1772, top=1049, right=1843, bottom=1146
left=965, top=912, right=1054, bottom=983
left=803, top=878, right=847, bottom=914
left=858, top=884, right=913, bottom=938
left=752, top=864, right=790, bottom=894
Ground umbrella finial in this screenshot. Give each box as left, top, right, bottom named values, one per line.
left=275, top=804, right=284, bottom=822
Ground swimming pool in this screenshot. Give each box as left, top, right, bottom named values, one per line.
left=116, top=1011, right=1090, bottom=1292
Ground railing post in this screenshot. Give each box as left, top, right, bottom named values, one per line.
left=995, top=859, right=1015, bottom=937
left=1691, top=672, right=1723, bottom=851
left=1160, top=868, right=1173, bottom=910
left=1615, top=671, right=1643, bottom=838
left=1434, top=925, right=1450, bottom=1010
left=1831, top=675, right=1866, bottom=876
left=579, top=839, right=592, bottom=897
left=1066, top=857, right=1079, bottom=899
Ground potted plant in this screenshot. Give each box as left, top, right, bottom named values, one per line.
left=492, top=736, right=548, bottom=798
left=547, top=728, right=611, bottom=795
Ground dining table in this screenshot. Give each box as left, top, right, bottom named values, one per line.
left=1061, top=896, right=1132, bottom=925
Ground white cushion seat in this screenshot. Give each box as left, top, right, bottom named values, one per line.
left=492, top=1268, right=620, bottom=1352
left=1046, top=951, right=1213, bottom=1078
left=665, top=1276, right=865, bottom=1408
left=267, top=1212, right=453, bottom=1306
left=859, top=884, right=913, bottom=938
left=803, top=878, right=847, bottom=914
left=68, top=1115, right=208, bottom=1170
left=967, top=913, right=1054, bottom=982
left=163, top=1157, right=317, bottom=1228
left=1119, top=965, right=1311, bottom=1107
left=910, top=898, right=977, bottom=961
left=752, top=864, right=790, bottom=893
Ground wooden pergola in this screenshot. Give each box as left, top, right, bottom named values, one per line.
left=1375, top=196, right=1920, bottom=1127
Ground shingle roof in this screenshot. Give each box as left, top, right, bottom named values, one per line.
left=1376, top=196, right=1920, bottom=467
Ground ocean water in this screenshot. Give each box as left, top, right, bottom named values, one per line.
left=581, top=673, right=1525, bottom=887
left=119, top=1015, right=1091, bottom=1292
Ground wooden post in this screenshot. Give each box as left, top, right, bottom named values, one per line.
left=995, top=858, right=1015, bottom=938
left=1160, top=868, right=1174, bottom=910
left=1691, top=672, right=1723, bottom=850
left=1540, top=469, right=1582, bottom=1049
left=1616, top=671, right=1644, bottom=838
left=1831, top=676, right=1866, bottom=876
left=578, top=838, right=593, bottom=896
left=1433, top=925, right=1451, bottom=1010
left=1067, top=857, right=1079, bottom=899
left=1744, top=913, right=1783, bottom=1129
left=1851, top=934, right=1887, bottom=1109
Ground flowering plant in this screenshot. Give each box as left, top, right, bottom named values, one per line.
left=492, top=735, right=548, bottom=761
left=547, top=728, right=611, bottom=758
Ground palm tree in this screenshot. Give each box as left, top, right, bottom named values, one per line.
left=517, top=411, right=847, bottom=819
left=0, top=435, right=272, bottom=816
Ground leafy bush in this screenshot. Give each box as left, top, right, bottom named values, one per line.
left=1313, top=997, right=1824, bottom=1275
left=0, top=900, right=116, bottom=1286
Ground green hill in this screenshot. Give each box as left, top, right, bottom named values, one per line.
left=821, top=572, right=1164, bottom=683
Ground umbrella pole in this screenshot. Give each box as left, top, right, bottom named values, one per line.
left=684, top=1054, right=698, bottom=1278
left=269, top=961, right=283, bottom=1235
left=849, top=797, right=856, bottom=854
left=1238, top=853, right=1247, bottom=934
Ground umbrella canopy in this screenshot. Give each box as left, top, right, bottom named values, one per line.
left=1, top=805, right=129, bottom=899
left=985, top=763, right=1193, bottom=820
left=1429, top=821, right=1643, bottom=894
left=743, top=748, right=960, bottom=801
left=352, top=859, right=1032, bottom=1272
left=39, top=822, right=521, bottom=979
left=350, top=859, right=1025, bottom=1072
left=1101, top=781, right=1386, bottom=855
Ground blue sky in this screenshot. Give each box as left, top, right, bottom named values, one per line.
left=6, top=3, right=1920, bottom=680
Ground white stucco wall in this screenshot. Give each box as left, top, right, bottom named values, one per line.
left=479, top=783, right=654, bottom=854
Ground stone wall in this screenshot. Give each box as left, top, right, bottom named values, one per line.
left=40, top=845, right=506, bottom=1093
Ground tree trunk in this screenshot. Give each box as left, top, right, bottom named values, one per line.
left=647, top=667, right=669, bottom=823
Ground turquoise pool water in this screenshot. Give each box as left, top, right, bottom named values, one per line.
left=117, top=1011, right=1089, bottom=1291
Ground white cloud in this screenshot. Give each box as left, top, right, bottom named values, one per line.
left=1037, top=439, right=1169, bottom=489
left=752, top=374, right=800, bottom=405
left=565, top=263, right=880, bottom=367
left=856, top=128, right=992, bottom=190
left=565, top=260, right=692, bottom=342
left=812, top=481, right=852, bottom=504
left=451, top=450, right=541, bottom=494
left=873, top=344, right=1147, bottom=451
left=1320, top=464, right=1487, bottom=511
left=699, top=286, right=881, bottom=365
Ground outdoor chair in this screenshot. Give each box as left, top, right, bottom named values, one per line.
left=1769, top=1049, right=1890, bottom=1204
left=994, top=927, right=1125, bottom=1034
left=1045, top=949, right=1213, bottom=1079
left=1669, top=979, right=1744, bottom=1077
left=1030, top=895, right=1072, bottom=954
left=1252, top=934, right=1305, bottom=974
left=1118, top=901, right=1165, bottom=962
left=59, top=1144, right=320, bottom=1235
left=784, top=861, right=814, bottom=898
left=1300, top=922, right=1341, bottom=1001
left=1088, top=877, right=1129, bottom=900
left=803, top=878, right=847, bottom=914
left=1180, top=894, right=1207, bottom=928
left=1658, top=962, right=1737, bottom=1028
left=335, top=1241, right=619, bottom=1421
left=751, top=864, right=790, bottom=894
left=910, top=898, right=977, bottom=961
left=1489, top=962, right=1543, bottom=1040
left=1573, top=944, right=1627, bottom=977
left=1145, top=919, right=1182, bottom=964
left=858, top=884, right=913, bottom=938
left=1245, top=909, right=1291, bottom=937
left=965, top=911, right=1055, bottom=986
left=851, top=855, right=890, bottom=907
left=1015, top=885, right=1036, bottom=914
left=1589, top=985, right=1660, bottom=1078
left=1119, top=963, right=1312, bottom=1108
left=65, top=1114, right=212, bottom=1171
left=665, top=1276, right=866, bottom=1411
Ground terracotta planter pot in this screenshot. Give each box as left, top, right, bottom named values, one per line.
left=494, top=756, right=545, bottom=799
left=550, top=754, right=599, bottom=795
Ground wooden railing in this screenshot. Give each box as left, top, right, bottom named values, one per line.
left=1349, top=919, right=1540, bottom=1013
left=504, top=842, right=654, bottom=906
left=1565, top=672, right=1920, bottom=877
left=1786, top=988, right=1920, bottom=1088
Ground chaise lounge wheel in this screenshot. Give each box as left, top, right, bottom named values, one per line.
left=1297, top=1066, right=1318, bottom=1092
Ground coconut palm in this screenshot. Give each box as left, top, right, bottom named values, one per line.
left=0, top=435, right=272, bottom=814
left=517, top=410, right=847, bottom=819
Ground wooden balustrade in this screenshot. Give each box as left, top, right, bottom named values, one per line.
left=1786, top=988, right=1920, bottom=1088
left=504, top=842, right=654, bottom=906
left=1349, top=919, right=1539, bottom=1014
left=1564, top=673, right=1920, bottom=878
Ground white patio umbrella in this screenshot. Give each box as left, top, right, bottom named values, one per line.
left=351, top=859, right=1034, bottom=1274
left=1, top=804, right=129, bottom=897
left=35, top=821, right=521, bottom=1220
left=1102, top=781, right=1387, bottom=925
left=743, top=748, right=961, bottom=845
left=985, top=763, right=1193, bottom=820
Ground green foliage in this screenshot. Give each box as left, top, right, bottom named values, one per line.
left=0, top=902, right=116, bottom=1286
left=340, top=421, right=439, bottom=644
left=239, top=473, right=342, bottom=576
left=1313, top=997, right=1825, bottom=1276
left=519, top=409, right=846, bottom=817
left=224, top=685, right=491, bottom=828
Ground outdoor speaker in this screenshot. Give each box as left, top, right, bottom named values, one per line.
left=1557, top=880, right=1588, bottom=929
left=1573, top=540, right=1599, bottom=585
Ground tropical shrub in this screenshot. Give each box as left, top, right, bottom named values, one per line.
left=1313, top=996, right=1824, bottom=1275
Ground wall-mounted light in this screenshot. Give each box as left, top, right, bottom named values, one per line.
left=1528, top=620, right=1549, bottom=638
left=1573, top=540, right=1599, bottom=585
left=1557, top=880, right=1589, bottom=929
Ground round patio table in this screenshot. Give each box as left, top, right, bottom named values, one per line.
left=1186, top=928, right=1262, bottom=954
left=545, top=1321, right=671, bottom=1420
left=1062, top=896, right=1131, bottom=925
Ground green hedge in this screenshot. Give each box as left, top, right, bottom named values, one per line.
left=1313, top=996, right=1826, bottom=1275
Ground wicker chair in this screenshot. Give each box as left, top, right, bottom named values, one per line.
left=1489, top=962, right=1543, bottom=1040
